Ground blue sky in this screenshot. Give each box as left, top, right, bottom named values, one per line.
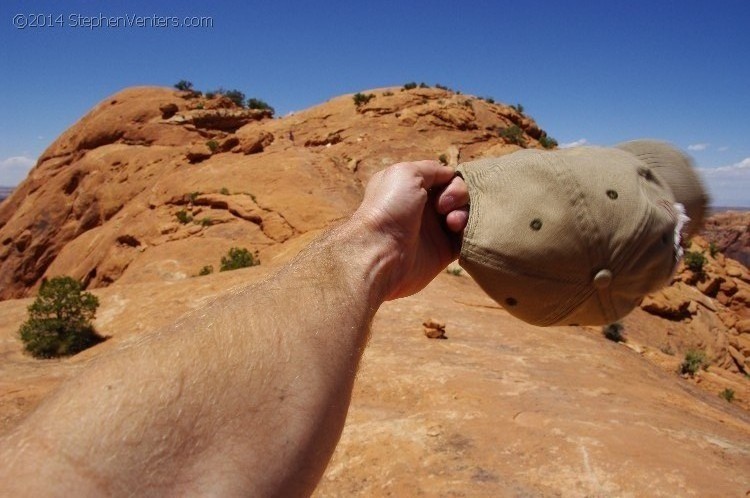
left=1, top=0, right=748, bottom=206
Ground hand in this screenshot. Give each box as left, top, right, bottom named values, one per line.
left=353, top=160, right=470, bottom=300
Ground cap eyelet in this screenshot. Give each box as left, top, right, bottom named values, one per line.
left=638, top=166, right=655, bottom=181
left=505, top=297, right=517, bottom=306
left=529, top=219, right=542, bottom=231
left=606, top=190, right=618, bottom=200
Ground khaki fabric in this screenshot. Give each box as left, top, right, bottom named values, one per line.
left=615, top=140, right=709, bottom=238
left=456, top=144, right=703, bottom=326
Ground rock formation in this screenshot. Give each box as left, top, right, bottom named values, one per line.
left=702, top=210, right=750, bottom=267
left=0, top=86, right=546, bottom=300
left=637, top=236, right=750, bottom=378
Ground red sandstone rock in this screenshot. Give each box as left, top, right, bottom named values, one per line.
left=701, top=211, right=750, bottom=267
left=0, top=86, right=546, bottom=300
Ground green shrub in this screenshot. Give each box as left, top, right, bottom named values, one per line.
left=602, top=322, right=625, bottom=342
left=198, top=265, right=214, bottom=276
left=435, top=83, right=449, bottom=91
left=206, top=140, right=219, bottom=153
left=174, top=80, right=194, bottom=91
left=18, top=276, right=104, bottom=358
left=220, top=247, right=259, bottom=272
left=511, top=103, right=525, bottom=114
left=419, top=82, right=429, bottom=88
left=482, top=96, right=495, bottom=104
left=438, top=154, right=448, bottom=165
left=446, top=266, right=463, bottom=276
left=246, top=98, right=275, bottom=115
left=205, top=91, right=216, bottom=99
left=719, top=388, right=735, bottom=402
left=176, top=210, right=193, bottom=224
left=382, top=91, right=394, bottom=97
left=220, top=187, right=230, bottom=195
left=684, top=250, right=707, bottom=274
left=187, top=191, right=200, bottom=203
left=539, top=135, right=558, bottom=149
left=680, top=349, right=708, bottom=376
left=403, top=82, right=417, bottom=90
left=198, top=217, right=212, bottom=227
left=353, top=93, right=375, bottom=107
left=223, top=89, right=246, bottom=107
left=500, top=125, right=525, bottom=145
left=709, top=242, right=719, bottom=258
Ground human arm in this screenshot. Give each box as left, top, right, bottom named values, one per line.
left=0, top=161, right=469, bottom=497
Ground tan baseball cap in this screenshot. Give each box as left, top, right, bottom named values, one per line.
left=456, top=142, right=708, bottom=326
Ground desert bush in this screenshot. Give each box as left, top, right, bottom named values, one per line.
left=500, top=125, right=525, bottom=145
left=246, top=98, right=275, bottom=115
left=174, top=80, right=194, bottom=91
left=222, top=89, right=246, bottom=107
left=446, top=266, right=463, bottom=276
left=435, top=83, right=449, bottom=91
left=382, top=91, right=394, bottom=97
left=220, top=187, right=230, bottom=195
left=539, top=135, right=558, bottom=149
left=206, top=140, right=219, bottom=153
left=187, top=191, right=200, bottom=203
left=511, top=103, right=525, bottom=114
left=438, top=154, right=448, bottom=165
left=680, top=349, right=708, bottom=376
left=602, top=322, right=625, bottom=342
left=419, top=82, right=429, bottom=88
left=19, top=276, right=104, bottom=358
left=176, top=210, right=193, bottom=224
left=220, top=247, right=259, bottom=272
left=684, top=250, right=707, bottom=274
left=353, top=93, right=375, bottom=108
left=403, top=82, right=417, bottom=90
left=709, top=242, right=719, bottom=258
left=197, top=217, right=212, bottom=227
left=205, top=91, right=216, bottom=99
left=198, top=265, right=214, bottom=276
left=482, top=96, right=495, bottom=104
left=719, top=388, right=735, bottom=402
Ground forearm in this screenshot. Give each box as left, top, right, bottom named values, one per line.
left=0, top=217, right=394, bottom=496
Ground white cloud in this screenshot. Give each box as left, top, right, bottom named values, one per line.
left=718, top=146, right=729, bottom=152
left=698, top=157, right=750, bottom=207
left=0, top=156, right=36, bottom=186
left=559, top=138, right=588, bottom=148
left=687, top=143, right=709, bottom=151
left=699, top=157, right=750, bottom=175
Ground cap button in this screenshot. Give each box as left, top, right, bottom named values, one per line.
left=593, top=269, right=613, bottom=289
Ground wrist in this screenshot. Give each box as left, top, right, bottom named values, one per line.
left=336, top=213, right=400, bottom=309
left=326, top=213, right=398, bottom=309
